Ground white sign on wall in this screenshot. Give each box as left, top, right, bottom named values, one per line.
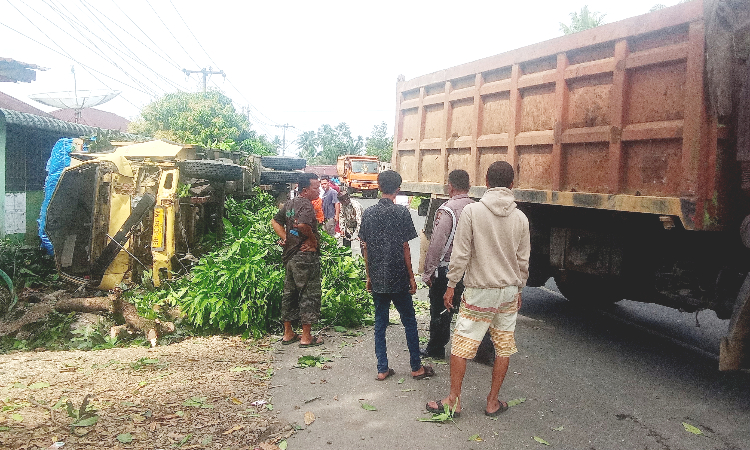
left=4, top=192, right=26, bottom=235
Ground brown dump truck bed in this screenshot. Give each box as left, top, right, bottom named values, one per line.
left=394, top=1, right=735, bottom=231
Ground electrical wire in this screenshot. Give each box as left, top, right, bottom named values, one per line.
left=144, top=0, right=201, bottom=68
left=108, top=0, right=185, bottom=72
left=168, top=0, right=219, bottom=69
left=0, top=9, right=145, bottom=109
left=75, top=0, right=188, bottom=93
left=30, top=0, right=160, bottom=97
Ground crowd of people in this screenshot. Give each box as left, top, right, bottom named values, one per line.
left=270, top=161, right=530, bottom=416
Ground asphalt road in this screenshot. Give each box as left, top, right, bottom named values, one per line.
left=270, top=196, right=750, bottom=449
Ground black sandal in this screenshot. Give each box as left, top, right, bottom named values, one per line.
left=412, top=364, right=435, bottom=380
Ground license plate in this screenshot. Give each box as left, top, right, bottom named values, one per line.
left=151, top=207, right=165, bottom=251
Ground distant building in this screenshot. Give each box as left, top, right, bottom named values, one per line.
left=50, top=108, right=130, bottom=132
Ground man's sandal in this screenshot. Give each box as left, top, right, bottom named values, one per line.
left=281, top=334, right=300, bottom=345
left=412, top=364, right=435, bottom=380
left=484, top=400, right=509, bottom=417
left=426, top=400, right=460, bottom=418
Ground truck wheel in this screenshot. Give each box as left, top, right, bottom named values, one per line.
left=260, top=170, right=302, bottom=184
left=177, top=160, right=243, bottom=181
left=260, top=156, right=306, bottom=171
left=555, top=272, right=621, bottom=306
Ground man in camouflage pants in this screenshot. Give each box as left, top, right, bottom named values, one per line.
left=271, top=173, right=324, bottom=347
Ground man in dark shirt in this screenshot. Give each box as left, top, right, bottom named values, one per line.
left=271, top=173, right=324, bottom=347
left=360, top=170, right=434, bottom=381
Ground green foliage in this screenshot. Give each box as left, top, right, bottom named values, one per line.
left=560, top=5, right=606, bottom=35
left=128, top=90, right=277, bottom=155
left=0, top=239, right=58, bottom=291
left=365, top=121, right=393, bottom=162
left=0, top=311, right=78, bottom=353
left=297, top=123, right=364, bottom=164
left=172, top=190, right=372, bottom=336
left=70, top=324, right=118, bottom=351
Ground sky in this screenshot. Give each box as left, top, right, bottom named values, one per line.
left=0, top=0, right=687, bottom=155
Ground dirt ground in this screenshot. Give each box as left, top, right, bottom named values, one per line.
left=0, top=336, right=291, bottom=450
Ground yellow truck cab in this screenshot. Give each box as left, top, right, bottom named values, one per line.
left=44, top=140, right=255, bottom=290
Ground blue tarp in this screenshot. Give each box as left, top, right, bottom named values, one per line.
left=38, top=138, right=74, bottom=255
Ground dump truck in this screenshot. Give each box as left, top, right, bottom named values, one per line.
left=41, top=140, right=297, bottom=290
left=337, top=155, right=380, bottom=198
left=393, top=0, right=750, bottom=370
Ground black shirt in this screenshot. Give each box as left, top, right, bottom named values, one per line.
left=273, top=197, right=320, bottom=263
left=359, top=198, right=418, bottom=293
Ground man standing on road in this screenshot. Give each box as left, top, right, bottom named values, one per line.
left=337, top=191, right=363, bottom=251
left=420, top=170, right=475, bottom=359
left=426, top=161, right=529, bottom=417
left=320, top=176, right=340, bottom=236
left=360, top=170, right=434, bottom=381
left=271, top=173, right=324, bottom=348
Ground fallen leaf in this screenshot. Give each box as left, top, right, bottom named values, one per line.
left=398, top=378, right=405, bottom=384
left=10, top=414, right=22, bottom=422
left=533, top=436, right=550, bottom=446
left=29, top=382, right=50, bottom=390
left=130, top=414, right=146, bottom=423
left=222, top=425, right=244, bottom=435
left=72, top=416, right=98, bottom=427
left=334, top=326, right=347, bottom=332
left=117, top=433, right=133, bottom=443
left=682, top=422, right=704, bottom=436
left=304, top=411, right=315, bottom=425
left=552, top=426, right=564, bottom=431
left=507, top=398, right=527, bottom=407
left=360, top=403, right=377, bottom=411
left=279, top=440, right=288, bottom=450
left=468, top=434, right=482, bottom=441
left=230, top=397, right=243, bottom=405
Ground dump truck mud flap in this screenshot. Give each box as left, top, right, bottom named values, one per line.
left=720, top=273, right=750, bottom=370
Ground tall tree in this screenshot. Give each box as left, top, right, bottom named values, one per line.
left=129, top=90, right=277, bottom=155
left=296, top=123, right=363, bottom=164
left=560, top=6, right=606, bottom=35
left=365, top=121, right=394, bottom=162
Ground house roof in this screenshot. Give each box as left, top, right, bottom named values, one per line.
left=0, top=58, right=46, bottom=83
left=0, top=91, right=53, bottom=117
left=50, top=108, right=130, bottom=132
left=0, top=108, right=139, bottom=139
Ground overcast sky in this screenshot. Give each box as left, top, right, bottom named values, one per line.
left=1, top=0, right=686, bottom=154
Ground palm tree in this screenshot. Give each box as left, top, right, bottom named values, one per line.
left=560, top=6, right=606, bottom=35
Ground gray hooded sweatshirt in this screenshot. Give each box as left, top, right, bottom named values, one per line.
left=446, top=187, right=530, bottom=290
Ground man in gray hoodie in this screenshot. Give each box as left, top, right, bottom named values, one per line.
left=426, top=161, right=530, bottom=418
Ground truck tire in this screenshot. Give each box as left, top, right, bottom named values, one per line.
left=555, top=272, right=621, bottom=306
left=260, top=156, right=306, bottom=171
left=177, top=160, right=243, bottom=181
left=260, top=170, right=302, bottom=184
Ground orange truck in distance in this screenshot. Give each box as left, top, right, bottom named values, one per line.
left=337, top=155, right=380, bottom=198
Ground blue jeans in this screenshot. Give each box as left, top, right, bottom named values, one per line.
left=373, top=292, right=422, bottom=373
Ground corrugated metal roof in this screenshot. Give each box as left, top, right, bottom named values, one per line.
left=0, top=108, right=139, bottom=139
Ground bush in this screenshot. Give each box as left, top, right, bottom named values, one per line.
left=172, top=191, right=372, bottom=337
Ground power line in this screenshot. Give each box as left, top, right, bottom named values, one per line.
left=144, top=0, right=201, bottom=68
left=108, top=0, right=184, bottom=72
left=0, top=8, right=146, bottom=109
left=28, top=0, right=161, bottom=97
left=75, top=0, right=188, bottom=93
left=169, top=0, right=219, bottom=69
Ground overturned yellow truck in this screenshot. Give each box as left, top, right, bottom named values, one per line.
left=44, top=140, right=260, bottom=290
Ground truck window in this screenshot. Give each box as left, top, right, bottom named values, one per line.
left=351, top=160, right=379, bottom=174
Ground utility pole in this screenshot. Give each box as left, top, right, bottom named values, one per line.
left=273, top=123, right=294, bottom=156
left=182, top=67, right=225, bottom=93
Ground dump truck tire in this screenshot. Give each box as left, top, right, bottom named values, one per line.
left=177, top=160, right=243, bottom=181
left=260, top=156, right=306, bottom=171
left=260, top=170, right=302, bottom=184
